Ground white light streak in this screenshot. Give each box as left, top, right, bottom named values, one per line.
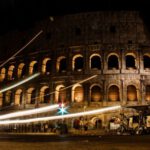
left=0, top=104, right=59, bottom=120
left=0, top=30, right=43, bottom=68
left=0, top=75, right=97, bottom=120
left=0, top=105, right=121, bottom=125
left=60, top=75, right=98, bottom=92
left=31, top=74, right=98, bottom=101
left=0, top=73, right=40, bottom=93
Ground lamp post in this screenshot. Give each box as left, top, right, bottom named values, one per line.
left=83, top=105, right=86, bottom=112
left=140, top=75, right=145, bottom=104
left=121, top=76, right=124, bottom=105
left=83, top=105, right=87, bottom=131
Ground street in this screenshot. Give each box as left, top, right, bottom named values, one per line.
left=0, top=133, right=150, bottom=150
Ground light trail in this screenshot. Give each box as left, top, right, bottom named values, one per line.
left=0, top=73, right=40, bottom=93
left=0, top=30, right=43, bottom=68
left=0, top=105, right=121, bottom=125
left=0, top=104, right=59, bottom=120
left=31, top=74, right=98, bottom=101
left=0, top=74, right=98, bottom=121
left=0, top=74, right=97, bottom=119
left=59, top=74, right=98, bottom=91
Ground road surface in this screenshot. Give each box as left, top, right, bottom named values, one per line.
left=0, top=133, right=150, bottom=150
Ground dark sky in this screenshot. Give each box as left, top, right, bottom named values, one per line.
left=0, top=0, right=149, bottom=35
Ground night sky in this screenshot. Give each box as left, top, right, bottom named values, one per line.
left=0, top=0, right=149, bottom=35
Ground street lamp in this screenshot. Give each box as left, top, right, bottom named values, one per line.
left=83, top=105, right=87, bottom=112
left=57, top=102, right=68, bottom=115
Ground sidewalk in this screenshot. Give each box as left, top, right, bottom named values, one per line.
left=69, top=129, right=106, bottom=136
left=0, top=129, right=106, bottom=136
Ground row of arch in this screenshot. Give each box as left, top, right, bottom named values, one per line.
left=0, top=53, right=150, bottom=82
left=1, top=84, right=150, bottom=106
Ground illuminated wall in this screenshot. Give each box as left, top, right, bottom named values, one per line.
left=0, top=11, right=149, bottom=119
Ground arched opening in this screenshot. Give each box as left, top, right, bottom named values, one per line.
left=0, top=93, right=3, bottom=107
left=108, top=85, right=120, bottom=101
left=0, top=68, right=6, bottom=82
left=27, top=88, right=36, bottom=104
left=21, top=64, right=26, bottom=77
left=59, top=87, right=67, bottom=102
left=55, top=85, right=66, bottom=103
left=31, top=89, right=36, bottom=104
left=126, top=55, right=136, bottom=69
left=46, top=59, right=52, bottom=73
left=146, top=85, right=150, bottom=101
left=72, top=55, right=84, bottom=71
left=44, top=88, right=50, bottom=103
left=29, top=61, right=38, bottom=75
left=91, top=117, right=102, bottom=129
left=33, top=63, right=38, bottom=73
left=56, top=56, right=67, bottom=73
left=8, top=65, right=15, bottom=80
left=18, top=63, right=26, bottom=78
left=5, top=91, right=13, bottom=106
left=108, top=55, right=119, bottom=69
left=95, top=119, right=102, bottom=129
left=15, top=89, right=23, bottom=105
left=59, top=58, right=67, bottom=73
left=42, top=58, right=51, bottom=74
left=72, top=84, right=84, bottom=102
left=90, top=54, right=101, bottom=70
left=39, top=86, right=50, bottom=103
left=75, top=57, right=83, bottom=71
left=91, top=85, right=102, bottom=102
left=127, top=85, right=137, bottom=101
left=143, top=55, right=150, bottom=69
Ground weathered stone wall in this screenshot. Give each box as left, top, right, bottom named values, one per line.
left=0, top=11, right=150, bottom=126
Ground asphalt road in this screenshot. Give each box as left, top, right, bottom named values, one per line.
left=0, top=134, right=150, bottom=150
left=0, top=133, right=150, bottom=143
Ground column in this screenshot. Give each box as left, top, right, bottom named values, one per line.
left=141, top=76, right=145, bottom=104
left=49, top=83, right=54, bottom=104
left=83, top=83, right=89, bottom=106
left=22, top=89, right=26, bottom=109
left=121, top=77, right=126, bottom=105
left=66, top=87, right=72, bottom=104
left=102, top=79, right=107, bottom=106
left=35, top=87, right=40, bottom=108
left=121, top=48, right=125, bottom=73
left=84, top=48, right=90, bottom=75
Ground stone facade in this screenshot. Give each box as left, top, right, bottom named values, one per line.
left=0, top=11, right=150, bottom=127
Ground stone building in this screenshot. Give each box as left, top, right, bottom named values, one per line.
left=0, top=11, right=150, bottom=129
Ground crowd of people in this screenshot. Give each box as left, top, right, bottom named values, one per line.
left=0, top=117, right=102, bottom=134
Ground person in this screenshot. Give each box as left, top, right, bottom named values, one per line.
left=44, top=123, right=48, bottom=132
left=95, top=119, right=101, bottom=129
left=79, top=118, right=84, bottom=130
left=84, top=119, right=88, bottom=131
left=59, top=120, right=68, bottom=134
left=139, top=111, right=144, bottom=126
left=48, top=123, right=54, bottom=132
left=62, top=120, right=68, bottom=134
left=73, top=119, right=80, bottom=129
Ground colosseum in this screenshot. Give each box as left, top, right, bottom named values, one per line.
left=0, top=10, right=150, bottom=131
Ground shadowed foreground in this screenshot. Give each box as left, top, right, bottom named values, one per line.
left=0, top=141, right=150, bottom=150
left=0, top=134, right=150, bottom=150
